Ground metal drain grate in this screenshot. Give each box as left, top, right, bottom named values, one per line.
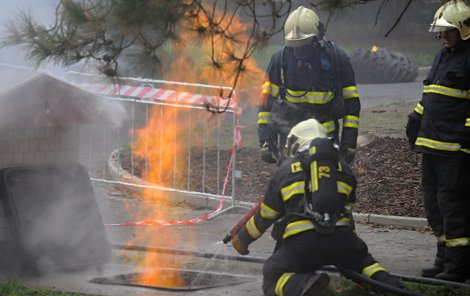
left=89, top=268, right=257, bottom=291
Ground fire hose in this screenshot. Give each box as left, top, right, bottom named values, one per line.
left=222, top=195, right=264, bottom=244
left=106, top=184, right=469, bottom=294
left=336, top=267, right=423, bottom=296
left=219, top=197, right=429, bottom=296
left=111, top=244, right=470, bottom=293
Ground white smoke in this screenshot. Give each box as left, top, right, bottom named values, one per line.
left=0, top=2, right=127, bottom=278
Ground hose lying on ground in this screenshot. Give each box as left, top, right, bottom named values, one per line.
left=112, top=244, right=470, bottom=294
left=337, top=266, right=423, bottom=296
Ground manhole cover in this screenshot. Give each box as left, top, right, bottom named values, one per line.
left=89, top=268, right=257, bottom=291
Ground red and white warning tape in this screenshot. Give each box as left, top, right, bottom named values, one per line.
left=83, top=83, right=240, bottom=111
left=78, top=80, right=242, bottom=226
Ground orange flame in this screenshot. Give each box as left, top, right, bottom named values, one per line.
left=126, top=106, right=187, bottom=286
left=124, top=4, right=264, bottom=288
left=166, top=3, right=265, bottom=110
left=371, top=45, right=380, bottom=53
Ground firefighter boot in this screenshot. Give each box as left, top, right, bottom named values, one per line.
left=372, top=271, right=407, bottom=290
left=435, top=271, right=467, bottom=282
left=434, top=246, right=469, bottom=283
left=300, top=273, right=330, bottom=296
left=421, top=242, right=444, bottom=278
left=421, top=264, right=444, bottom=278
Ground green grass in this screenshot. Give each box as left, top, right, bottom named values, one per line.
left=2, top=275, right=469, bottom=296
left=0, top=280, right=84, bottom=296
left=318, top=277, right=470, bottom=296
left=405, top=282, right=470, bottom=296
left=359, top=101, right=418, bottom=139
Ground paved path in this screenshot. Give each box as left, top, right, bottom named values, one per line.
left=358, top=81, right=422, bottom=107
left=358, top=67, right=430, bottom=108
left=19, top=183, right=437, bottom=296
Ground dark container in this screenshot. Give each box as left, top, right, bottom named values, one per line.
left=0, top=162, right=111, bottom=276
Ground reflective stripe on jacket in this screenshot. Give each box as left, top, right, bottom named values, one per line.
left=257, top=42, right=361, bottom=148
left=236, top=154, right=356, bottom=246
left=413, top=41, right=470, bottom=156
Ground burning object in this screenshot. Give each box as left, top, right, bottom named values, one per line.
left=89, top=268, right=257, bottom=291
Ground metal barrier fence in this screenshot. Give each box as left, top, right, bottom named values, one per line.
left=70, top=73, right=249, bottom=218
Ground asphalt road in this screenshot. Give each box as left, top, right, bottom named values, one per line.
left=358, top=80, right=423, bottom=107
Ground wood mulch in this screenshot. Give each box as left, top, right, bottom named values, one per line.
left=352, top=137, right=424, bottom=217
left=120, top=136, right=425, bottom=218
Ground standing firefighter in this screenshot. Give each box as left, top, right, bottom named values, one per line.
left=406, top=0, right=470, bottom=283
left=258, top=6, right=360, bottom=165
left=231, top=119, right=405, bottom=296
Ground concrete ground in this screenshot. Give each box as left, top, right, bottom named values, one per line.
left=16, top=182, right=439, bottom=296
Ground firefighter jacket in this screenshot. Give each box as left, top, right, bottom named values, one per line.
left=236, top=140, right=357, bottom=247
left=257, top=41, right=361, bottom=149
left=407, top=40, right=470, bottom=156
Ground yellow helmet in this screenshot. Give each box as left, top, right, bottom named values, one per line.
left=429, top=0, right=470, bottom=40
left=284, top=119, right=327, bottom=158
left=284, top=6, right=322, bottom=47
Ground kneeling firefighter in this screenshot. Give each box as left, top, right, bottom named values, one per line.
left=257, top=6, right=360, bottom=165
left=230, top=119, right=406, bottom=296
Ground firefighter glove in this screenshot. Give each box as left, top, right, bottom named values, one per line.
left=406, top=112, right=420, bottom=151
left=260, top=142, right=277, bottom=164
left=231, top=234, right=249, bottom=255
left=408, top=138, right=416, bottom=151
left=340, top=146, right=356, bottom=164
left=258, top=124, right=276, bottom=146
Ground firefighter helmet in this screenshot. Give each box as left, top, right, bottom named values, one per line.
left=284, top=6, right=323, bottom=47
left=429, top=0, right=470, bottom=40
left=285, top=119, right=327, bottom=158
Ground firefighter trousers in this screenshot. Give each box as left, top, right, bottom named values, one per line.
left=421, top=153, right=470, bottom=276
left=262, top=226, right=399, bottom=296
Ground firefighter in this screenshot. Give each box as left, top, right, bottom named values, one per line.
left=258, top=6, right=360, bottom=165
left=406, top=0, right=470, bottom=283
left=232, top=119, right=405, bottom=296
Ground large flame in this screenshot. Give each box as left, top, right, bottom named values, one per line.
left=123, top=5, right=265, bottom=287
left=127, top=106, right=187, bottom=286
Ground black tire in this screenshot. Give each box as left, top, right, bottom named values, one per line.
left=349, top=48, right=419, bottom=84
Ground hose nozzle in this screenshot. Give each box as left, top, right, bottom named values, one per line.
left=222, top=233, right=232, bottom=244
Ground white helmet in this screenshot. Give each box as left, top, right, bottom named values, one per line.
left=284, top=6, right=323, bottom=47
left=284, top=119, right=327, bottom=158
left=429, top=0, right=470, bottom=40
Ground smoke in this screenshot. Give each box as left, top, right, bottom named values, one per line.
left=0, top=68, right=127, bottom=129
left=0, top=61, right=126, bottom=278
left=0, top=4, right=125, bottom=276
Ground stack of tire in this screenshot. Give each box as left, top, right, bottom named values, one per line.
left=349, top=47, right=419, bottom=84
